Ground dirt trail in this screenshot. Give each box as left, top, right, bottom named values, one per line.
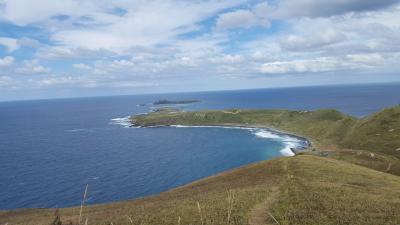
left=248, top=186, right=281, bottom=225
left=248, top=160, right=289, bottom=225
left=386, top=162, right=392, bottom=172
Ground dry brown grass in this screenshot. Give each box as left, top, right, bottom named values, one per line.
left=271, top=156, right=400, bottom=225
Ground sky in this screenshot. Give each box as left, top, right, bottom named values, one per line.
left=0, top=0, right=400, bottom=101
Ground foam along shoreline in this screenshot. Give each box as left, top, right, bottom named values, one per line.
left=110, top=116, right=132, bottom=128
left=168, top=125, right=310, bottom=156
left=253, top=129, right=307, bottom=156
left=123, top=116, right=310, bottom=156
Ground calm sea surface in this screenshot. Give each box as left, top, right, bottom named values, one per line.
left=1, top=83, right=399, bottom=210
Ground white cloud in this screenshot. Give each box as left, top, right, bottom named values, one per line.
left=11, top=0, right=246, bottom=51
left=259, top=53, right=392, bottom=74
left=0, top=76, right=15, bottom=87
left=111, top=59, right=134, bottom=68
left=211, top=54, right=245, bottom=63
left=216, top=2, right=271, bottom=30
left=253, top=2, right=273, bottom=17
left=0, top=56, right=14, bottom=67
left=38, top=46, right=116, bottom=59
left=259, top=58, right=354, bottom=74
left=37, top=75, right=159, bottom=89
left=0, top=36, right=40, bottom=53
left=0, top=0, right=248, bottom=52
left=272, top=0, right=400, bottom=18
left=17, top=37, right=41, bottom=48
left=0, top=0, right=89, bottom=26
left=223, top=54, right=244, bottom=63
left=16, top=60, right=51, bottom=74
left=39, top=76, right=82, bottom=86
left=1, top=0, right=400, bottom=96
left=217, top=10, right=258, bottom=29
left=346, top=53, right=384, bottom=64
left=73, top=63, right=91, bottom=70
left=108, top=81, right=159, bottom=88
left=280, top=29, right=347, bottom=51
left=0, top=37, right=19, bottom=52
left=241, top=3, right=400, bottom=76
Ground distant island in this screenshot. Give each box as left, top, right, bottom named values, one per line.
left=151, top=107, right=181, bottom=113
left=153, top=99, right=200, bottom=105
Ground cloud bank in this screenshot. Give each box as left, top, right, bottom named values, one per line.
left=0, top=0, right=399, bottom=100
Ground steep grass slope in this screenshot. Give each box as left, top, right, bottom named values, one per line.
left=341, top=106, right=400, bottom=158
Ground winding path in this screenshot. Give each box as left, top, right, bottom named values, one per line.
left=248, top=186, right=281, bottom=225
left=248, top=160, right=290, bottom=225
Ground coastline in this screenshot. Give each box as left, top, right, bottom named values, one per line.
left=131, top=123, right=312, bottom=156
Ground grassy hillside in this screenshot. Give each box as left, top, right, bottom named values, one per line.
left=341, top=106, right=400, bottom=157
left=132, top=108, right=357, bottom=147
left=2, top=156, right=400, bottom=225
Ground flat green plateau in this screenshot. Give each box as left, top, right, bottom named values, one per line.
left=2, top=106, right=400, bottom=225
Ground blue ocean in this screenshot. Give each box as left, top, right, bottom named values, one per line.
left=1, top=83, right=400, bottom=210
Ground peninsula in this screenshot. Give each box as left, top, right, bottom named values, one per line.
left=153, top=99, right=200, bottom=105
left=2, top=106, right=400, bottom=225
left=132, top=106, right=400, bottom=159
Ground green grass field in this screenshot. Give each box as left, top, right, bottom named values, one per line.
left=2, top=105, right=400, bottom=225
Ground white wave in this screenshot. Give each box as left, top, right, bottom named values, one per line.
left=253, top=130, right=304, bottom=156
left=66, top=128, right=102, bottom=132
left=253, top=130, right=282, bottom=139
left=171, top=125, right=191, bottom=128
left=110, top=116, right=132, bottom=128
left=170, top=124, right=255, bottom=131
left=280, top=142, right=297, bottom=157
left=66, top=128, right=88, bottom=132
left=170, top=125, right=306, bottom=157
left=66, top=127, right=114, bottom=133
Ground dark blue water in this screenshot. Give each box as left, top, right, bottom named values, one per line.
left=1, top=83, right=400, bottom=210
